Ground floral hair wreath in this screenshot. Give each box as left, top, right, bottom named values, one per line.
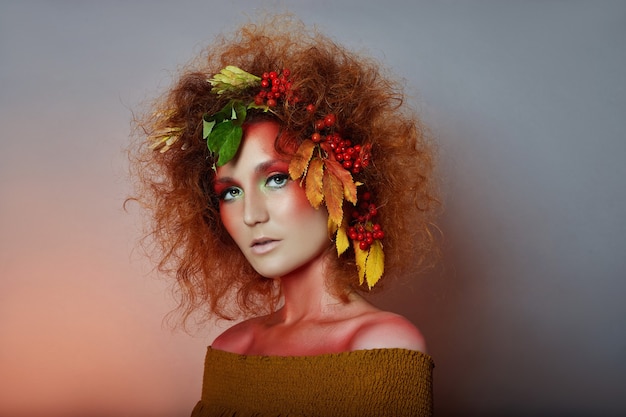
left=149, top=66, right=385, bottom=288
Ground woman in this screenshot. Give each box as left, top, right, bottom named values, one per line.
left=131, top=14, right=439, bottom=417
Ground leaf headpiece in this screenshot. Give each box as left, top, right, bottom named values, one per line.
left=148, top=66, right=385, bottom=288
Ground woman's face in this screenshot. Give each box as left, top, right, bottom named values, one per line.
left=214, top=121, right=330, bottom=278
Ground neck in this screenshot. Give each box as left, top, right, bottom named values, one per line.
left=273, top=251, right=346, bottom=324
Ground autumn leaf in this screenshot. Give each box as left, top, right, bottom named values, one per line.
left=148, top=126, right=183, bottom=152
left=353, top=240, right=385, bottom=288
left=365, top=240, right=385, bottom=288
left=354, top=242, right=368, bottom=285
left=327, top=217, right=338, bottom=237
left=305, top=158, right=324, bottom=208
left=208, top=66, right=261, bottom=94
left=325, top=159, right=358, bottom=204
left=335, top=225, right=349, bottom=256
left=323, top=169, right=344, bottom=229
left=289, top=140, right=316, bottom=181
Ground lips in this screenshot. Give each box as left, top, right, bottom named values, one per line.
left=250, top=237, right=280, bottom=255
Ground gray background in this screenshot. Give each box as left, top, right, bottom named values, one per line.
left=1, top=1, right=624, bottom=416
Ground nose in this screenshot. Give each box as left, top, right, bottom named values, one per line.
left=243, top=189, right=269, bottom=226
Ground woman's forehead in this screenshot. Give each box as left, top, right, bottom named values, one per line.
left=215, top=121, right=284, bottom=178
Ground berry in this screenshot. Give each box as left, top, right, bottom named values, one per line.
left=254, top=68, right=294, bottom=107
left=324, top=114, right=336, bottom=127
left=306, top=104, right=316, bottom=113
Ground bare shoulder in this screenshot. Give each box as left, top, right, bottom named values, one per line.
left=211, top=317, right=261, bottom=353
left=348, top=311, right=427, bottom=353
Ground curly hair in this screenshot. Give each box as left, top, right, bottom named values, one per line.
left=129, top=15, right=439, bottom=324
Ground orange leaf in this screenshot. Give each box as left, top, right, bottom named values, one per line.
left=365, top=240, right=385, bottom=288
left=327, top=216, right=338, bottom=237
left=305, top=158, right=324, bottom=208
left=289, top=140, right=316, bottom=181
left=324, top=159, right=358, bottom=204
left=322, top=169, right=344, bottom=229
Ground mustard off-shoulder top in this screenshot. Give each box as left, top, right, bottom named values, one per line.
left=190, top=347, right=434, bottom=417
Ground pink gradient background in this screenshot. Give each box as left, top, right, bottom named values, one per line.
left=2, top=2, right=625, bottom=417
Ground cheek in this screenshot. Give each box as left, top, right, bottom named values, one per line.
left=283, top=183, right=327, bottom=225
left=219, top=203, right=239, bottom=240
left=283, top=184, right=317, bottom=217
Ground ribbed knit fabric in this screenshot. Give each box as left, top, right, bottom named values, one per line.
left=190, top=347, right=433, bottom=417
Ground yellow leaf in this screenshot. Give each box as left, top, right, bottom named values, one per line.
left=325, top=159, right=358, bottom=204
left=365, top=240, right=385, bottom=288
left=322, top=169, right=344, bottom=230
left=354, top=241, right=368, bottom=285
left=305, top=158, right=324, bottom=208
left=335, top=225, right=349, bottom=256
left=289, top=140, right=316, bottom=181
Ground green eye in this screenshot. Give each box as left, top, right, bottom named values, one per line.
left=266, top=174, right=289, bottom=188
left=221, top=187, right=242, bottom=201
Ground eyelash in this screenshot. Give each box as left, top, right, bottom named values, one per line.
left=218, top=173, right=290, bottom=202
left=219, top=187, right=241, bottom=202
left=266, top=173, right=289, bottom=189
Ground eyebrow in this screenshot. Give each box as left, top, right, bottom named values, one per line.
left=213, top=158, right=290, bottom=187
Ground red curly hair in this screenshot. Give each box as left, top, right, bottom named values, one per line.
left=129, top=15, right=439, bottom=324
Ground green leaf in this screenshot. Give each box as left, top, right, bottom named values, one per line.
left=206, top=100, right=235, bottom=124
left=207, top=120, right=231, bottom=153
left=247, top=103, right=270, bottom=112
left=210, top=122, right=243, bottom=167
left=231, top=101, right=247, bottom=126
left=203, top=117, right=216, bottom=140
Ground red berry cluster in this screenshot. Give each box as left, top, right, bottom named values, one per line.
left=254, top=69, right=295, bottom=107
left=308, top=109, right=372, bottom=175
left=348, top=191, right=385, bottom=251
left=304, top=106, right=383, bottom=250
left=326, top=134, right=371, bottom=175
